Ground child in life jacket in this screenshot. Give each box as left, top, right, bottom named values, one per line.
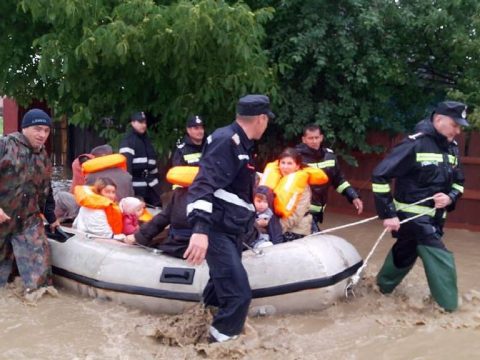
left=251, top=185, right=283, bottom=249
left=73, top=177, right=124, bottom=239
left=119, top=197, right=145, bottom=235
left=276, top=147, right=312, bottom=241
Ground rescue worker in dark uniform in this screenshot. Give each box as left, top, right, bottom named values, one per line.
left=119, top=112, right=162, bottom=207
left=372, top=101, right=468, bottom=311
left=171, top=115, right=206, bottom=166
left=296, top=124, right=363, bottom=228
left=184, top=94, right=274, bottom=343
left=0, top=109, right=59, bottom=293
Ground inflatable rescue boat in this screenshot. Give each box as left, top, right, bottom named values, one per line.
left=48, top=228, right=362, bottom=315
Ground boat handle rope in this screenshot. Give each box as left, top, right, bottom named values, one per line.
left=309, top=196, right=435, bottom=237
left=344, top=196, right=436, bottom=298
left=243, top=241, right=265, bottom=257
left=84, top=233, right=162, bottom=255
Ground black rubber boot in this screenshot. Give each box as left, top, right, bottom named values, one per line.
left=417, top=245, right=458, bottom=312
left=377, top=250, right=413, bottom=294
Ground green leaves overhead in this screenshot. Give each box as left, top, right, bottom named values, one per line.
left=0, top=0, right=275, bottom=154
left=1, top=0, right=479, bottom=159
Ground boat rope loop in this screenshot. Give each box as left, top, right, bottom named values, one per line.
left=344, top=196, right=435, bottom=297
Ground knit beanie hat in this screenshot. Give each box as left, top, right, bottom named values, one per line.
left=21, top=109, right=52, bottom=129
left=119, top=197, right=143, bottom=215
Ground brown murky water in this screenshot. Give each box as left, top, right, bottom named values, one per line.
left=1, top=213, right=479, bottom=359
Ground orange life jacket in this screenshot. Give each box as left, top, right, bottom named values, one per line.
left=139, top=208, right=154, bottom=222
left=82, top=154, right=127, bottom=175
left=73, top=185, right=123, bottom=234
left=259, top=160, right=329, bottom=218
left=166, top=166, right=199, bottom=187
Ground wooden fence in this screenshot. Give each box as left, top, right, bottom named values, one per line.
left=326, top=131, right=480, bottom=231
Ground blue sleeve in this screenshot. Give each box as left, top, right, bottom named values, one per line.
left=119, top=136, right=134, bottom=173
left=371, top=140, right=416, bottom=219
left=187, top=135, right=241, bottom=234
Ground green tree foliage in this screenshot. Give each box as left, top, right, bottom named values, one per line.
left=0, top=0, right=275, bottom=154
left=1, top=0, right=479, bottom=159
left=246, top=0, right=480, bottom=159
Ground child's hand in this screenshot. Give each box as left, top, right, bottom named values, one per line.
left=256, top=218, right=269, bottom=228
left=124, top=234, right=136, bottom=245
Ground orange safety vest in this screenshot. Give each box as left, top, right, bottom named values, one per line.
left=82, top=154, right=127, bottom=175
left=259, top=160, right=329, bottom=218
left=73, top=185, right=123, bottom=234
left=166, top=166, right=199, bottom=187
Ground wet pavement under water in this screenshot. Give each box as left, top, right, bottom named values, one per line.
left=1, top=212, right=479, bottom=359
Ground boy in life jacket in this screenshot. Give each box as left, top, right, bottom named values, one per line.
left=119, top=197, right=145, bottom=235
left=251, top=186, right=283, bottom=249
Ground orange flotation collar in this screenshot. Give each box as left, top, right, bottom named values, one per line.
left=82, top=154, right=127, bottom=175
left=166, top=166, right=199, bottom=187
left=259, top=160, right=329, bottom=218
left=73, top=185, right=123, bottom=234
left=139, top=208, right=153, bottom=222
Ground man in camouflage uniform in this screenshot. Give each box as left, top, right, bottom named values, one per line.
left=0, top=109, right=59, bottom=292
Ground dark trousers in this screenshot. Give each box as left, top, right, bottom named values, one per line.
left=379, top=222, right=458, bottom=310
left=203, top=231, right=252, bottom=337
left=392, top=226, right=447, bottom=268
left=132, top=181, right=162, bottom=207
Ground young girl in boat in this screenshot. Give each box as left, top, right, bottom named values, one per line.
left=119, top=197, right=144, bottom=235
left=72, top=177, right=124, bottom=239
left=274, top=147, right=313, bottom=241
left=250, top=185, right=283, bottom=248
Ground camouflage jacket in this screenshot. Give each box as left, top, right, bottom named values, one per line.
left=0, top=132, right=54, bottom=235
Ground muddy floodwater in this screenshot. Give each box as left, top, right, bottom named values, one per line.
left=1, top=213, right=479, bottom=359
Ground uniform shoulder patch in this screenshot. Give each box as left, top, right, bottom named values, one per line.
left=408, top=132, right=424, bottom=140
left=231, top=133, right=240, bottom=145
left=452, top=139, right=458, bottom=146
left=176, top=142, right=185, bottom=149
left=325, top=148, right=334, bottom=153
left=207, top=135, right=213, bottom=144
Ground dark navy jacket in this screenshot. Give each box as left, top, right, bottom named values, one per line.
left=119, top=128, right=159, bottom=189
left=187, top=122, right=256, bottom=236
left=171, top=135, right=205, bottom=166
left=372, top=117, right=465, bottom=238
left=296, top=143, right=359, bottom=221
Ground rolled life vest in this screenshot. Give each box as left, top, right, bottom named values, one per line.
left=166, top=166, right=199, bottom=187
left=81, top=154, right=127, bottom=175
left=259, top=161, right=329, bottom=218
left=74, top=185, right=123, bottom=234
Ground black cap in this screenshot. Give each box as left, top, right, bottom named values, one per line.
left=236, top=94, right=275, bottom=119
left=130, top=111, right=147, bottom=122
left=187, top=115, right=204, bottom=128
left=434, top=101, right=469, bottom=126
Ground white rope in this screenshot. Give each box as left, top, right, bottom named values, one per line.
left=311, top=196, right=434, bottom=236
left=344, top=200, right=439, bottom=296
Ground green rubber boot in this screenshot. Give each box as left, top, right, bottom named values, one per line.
left=417, top=245, right=458, bottom=312
left=377, top=250, right=413, bottom=294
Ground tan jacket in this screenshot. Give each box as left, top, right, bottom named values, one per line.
left=280, top=186, right=312, bottom=236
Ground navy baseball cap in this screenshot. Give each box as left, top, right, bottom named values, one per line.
left=434, top=101, right=469, bottom=126
left=130, top=111, right=147, bottom=122
left=237, top=94, right=275, bottom=119
left=187, top=115, right=204, bottom=128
